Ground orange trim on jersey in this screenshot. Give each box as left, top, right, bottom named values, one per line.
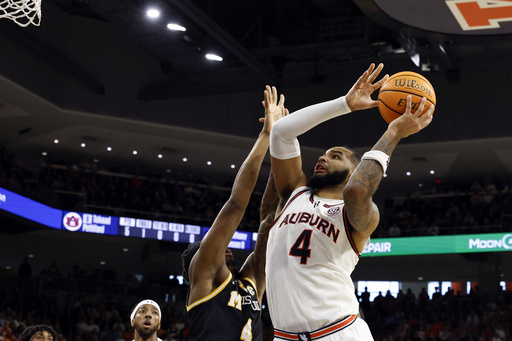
left=342, top=206, right=360, bottom=257
left=186, top=272, right=232, bottom=311
left=269, top=188, right=309, bottom=231
left=323, top=201, right=343, bottom=208
left=274, top=315, right=357, bottom=340
left=310, top=315, right=356, bottom=338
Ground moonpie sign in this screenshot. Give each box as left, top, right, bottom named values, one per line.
left=355, top=0, right=512, bottom=35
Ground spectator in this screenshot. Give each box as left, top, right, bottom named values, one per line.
left=388, top=222, right=401, bottom=237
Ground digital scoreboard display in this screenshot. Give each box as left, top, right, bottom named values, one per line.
left=119, top=217, right=202, bottom=244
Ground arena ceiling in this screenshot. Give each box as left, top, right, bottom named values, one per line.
left=0, top=0, right=512, bottom=187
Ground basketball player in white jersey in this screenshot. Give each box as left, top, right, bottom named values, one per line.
left=266, top=63, right=434, bottom=340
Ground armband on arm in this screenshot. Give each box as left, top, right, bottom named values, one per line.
left=270, top=96, right=351, bottom=160
left=361, top=150, right=390, bottom=174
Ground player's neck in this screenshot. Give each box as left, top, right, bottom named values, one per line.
left=312, top=185, right=344, bottom=200
left=134, top=333, right=158, bottom=341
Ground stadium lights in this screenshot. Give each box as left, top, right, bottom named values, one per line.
left=146, top=8, right=160, bottom=19
left=167, top=23, right=186, bottom=31
left=205, top=53, right=223, bottom=62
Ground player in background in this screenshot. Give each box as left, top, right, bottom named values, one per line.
left=181, top=86, right=286, bottom=340
left=266, top=63, right=434, bottom=340
left=19, top=325, right=58, bottom=341
left=129, top=299, right=162, bottom=341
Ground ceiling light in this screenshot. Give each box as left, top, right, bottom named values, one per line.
left=146, top=9, right=160, bottom=19
left=167, top=23, right=186, bottom=31
left=53, top=139, right=59, bottom=144
left=383, top=173, right=387, bottom=178
left=410, top=53, right=420, bottom=68
left=406, top=171, right=411, bottom=176
left=205, top=53, right=223, bottom=62
left=80, top=143, right=86, bottom=148
left=207, top=161, right=212, bottom=165
left=107, top=147, right=112, bottom=151
left=132, top=150, right=138, bottom=155
left=42, top=152, right=47, bottom=156
left=100, top=261, right=106, bottom=265
left=182, top=157, right=187, bottom=162
left=430, top=170, right=435, bottom=174
left=166, top=169, right=171, bottom=173
left=28, top=254, right=34, bottom=258
left=231, top=164, right=235, bottom=169
left=158, top=154, right=163, bottom=159
left=122, top=248, right=129, bottom=252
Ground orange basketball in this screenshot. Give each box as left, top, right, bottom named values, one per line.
left=377, top=71, right=436, bottom=123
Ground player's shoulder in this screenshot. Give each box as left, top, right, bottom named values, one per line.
left=292, top=185, right=311, bottom=197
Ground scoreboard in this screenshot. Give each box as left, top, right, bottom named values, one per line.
left=0, top=186, right=253, bottom=250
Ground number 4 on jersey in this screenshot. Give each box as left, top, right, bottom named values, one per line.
left=289, top=230, right=312, bottom=264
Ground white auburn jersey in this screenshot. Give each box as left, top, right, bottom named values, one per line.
left=266, top=186, right=369, bottom=332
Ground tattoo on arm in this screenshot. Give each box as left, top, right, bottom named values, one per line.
left=251, top=173, right=279, bottom=281
left=260, top=173, right=279, bottom=222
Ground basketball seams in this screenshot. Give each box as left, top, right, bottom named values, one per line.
left=377, top=71, right=436, bottom=123
left=377, top=99, right=403, bottom=116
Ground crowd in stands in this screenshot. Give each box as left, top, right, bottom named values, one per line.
left=2, top=145, right=512, bottom=236
left=0, top=146, right=263, bottom=232
left=1, top=259, right=512, bottom=341
left=378, top=179, right=512, bottom=238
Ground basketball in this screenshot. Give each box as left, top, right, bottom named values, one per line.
left=377, top=71, right=436, bottom=123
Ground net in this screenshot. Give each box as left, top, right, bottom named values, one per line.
left=0, top=0, right=42, bottom=27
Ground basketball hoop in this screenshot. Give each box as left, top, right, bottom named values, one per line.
left=0, top=0, right=42, bottom=27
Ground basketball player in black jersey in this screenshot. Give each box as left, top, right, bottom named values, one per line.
left=181, top=86, right=287, bottom=340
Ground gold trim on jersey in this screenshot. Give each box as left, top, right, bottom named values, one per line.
left=239, top=276, right=258, bottom=298
left=186, top=272, right=233, bottom=311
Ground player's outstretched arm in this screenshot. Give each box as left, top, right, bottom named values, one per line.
left=343, top=96, right=434, bottom=246
left=239, top=172, right=280, bottom=304
left=270, top=63, right=388, bottom=201
left=188, top=86, right=286, bottom=297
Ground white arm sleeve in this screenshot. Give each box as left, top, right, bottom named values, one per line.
left=270, top=96, right=351, bottom=160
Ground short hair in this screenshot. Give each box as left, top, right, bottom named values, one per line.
left=181, top=241, right=201, bottom=283
left=334, top=145, right=361, bottom=166
left=19, top=325, right=57, bottom=341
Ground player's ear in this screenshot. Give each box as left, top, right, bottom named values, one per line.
left=131, top=319, right=134, bottom=327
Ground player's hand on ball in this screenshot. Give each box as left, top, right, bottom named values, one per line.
left=389, top=95, right=434, bottom=139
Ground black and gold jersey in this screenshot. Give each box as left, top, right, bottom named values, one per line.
left=187, top=272, right=262, bottom=341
